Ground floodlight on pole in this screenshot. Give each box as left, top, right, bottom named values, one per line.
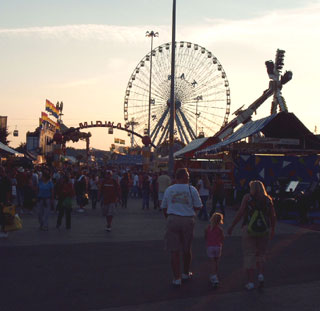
left=146, top=30, right=159, bottom=137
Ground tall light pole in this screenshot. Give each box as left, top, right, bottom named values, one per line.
left=195, top=100, right=200, bottom=137
left=146, top=30, right=159, bottom=137
left=126, top=118, right=139, bottom=148
left=168, top=0, right=176, bottom=177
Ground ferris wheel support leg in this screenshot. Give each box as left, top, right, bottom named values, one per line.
left=175, top=113, right=189, bottom=144
left=151, top=108, right=169, bottom=144
left=157, top=121, right=170, bottom=146
left=175, top=115, right=186, bottom=145
left=178, top=109, right=197, bottom=141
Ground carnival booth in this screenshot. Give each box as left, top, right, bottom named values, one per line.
left=196, top=112, right=320, bottom=188
left=193, top=112, right=320, bottom=219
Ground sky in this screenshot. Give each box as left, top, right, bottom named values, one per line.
left=1, top=0, right=319, bottom=150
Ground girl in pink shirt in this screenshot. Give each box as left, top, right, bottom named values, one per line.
left=205, top=212, right=224, bottom=287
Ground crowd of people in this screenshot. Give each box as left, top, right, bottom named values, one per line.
left=0, top=164, right=176, bottom=235
left=0, top=163, right=276, bottom=291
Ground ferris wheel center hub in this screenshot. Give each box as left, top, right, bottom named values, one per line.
left=167, top=99, right=181, bottom=109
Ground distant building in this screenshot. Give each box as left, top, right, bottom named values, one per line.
left=26, top=122, right=56, bottom=156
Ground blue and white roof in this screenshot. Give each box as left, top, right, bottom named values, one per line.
left=0, top=142, right=23, bottom=156
left=197, top=114, right=278, bottom=156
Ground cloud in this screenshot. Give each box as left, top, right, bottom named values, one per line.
left=180, top=2, right=320, bottom=45
left=0, top=3, right=319, bottom=52
left=0, top=24, right=171, bottom=43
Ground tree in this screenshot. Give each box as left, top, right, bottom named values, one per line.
left=0, top=128, right=10, bottom=145
left=16, top=142, right=26, bottom=153
left=76, top=154, right=83, bottom=164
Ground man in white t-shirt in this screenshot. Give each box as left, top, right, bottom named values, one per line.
left=161, top=168, right=202, bottom=287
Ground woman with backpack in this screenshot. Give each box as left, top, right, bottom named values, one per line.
left=227, top=180, right=276, bottom=290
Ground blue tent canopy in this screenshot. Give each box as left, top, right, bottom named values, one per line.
left=197, top=112, right=320, bottom=156
left=198, top=114, right=278, bottom=155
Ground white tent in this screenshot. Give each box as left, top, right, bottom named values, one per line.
left=0, top=142, right=23, bottom=156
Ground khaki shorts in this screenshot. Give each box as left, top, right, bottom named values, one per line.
left=242, top=226, right=269, bottom=269
left=101, top=203, right=115, bottom=217
left=164, top=215, right=195, bottom=252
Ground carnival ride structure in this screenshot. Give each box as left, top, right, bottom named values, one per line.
left=213, top=49, right=292, bottom=141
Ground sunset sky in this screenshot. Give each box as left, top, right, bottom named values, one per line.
left=1, top=0, right=319, bottom=150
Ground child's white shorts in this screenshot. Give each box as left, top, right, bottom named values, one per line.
left=207, top=246, right=222, bottom=258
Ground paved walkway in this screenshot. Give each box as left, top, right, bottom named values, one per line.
left=1, top=198, right=309, bottom=246
left=1, top=198, right=319, bottom=311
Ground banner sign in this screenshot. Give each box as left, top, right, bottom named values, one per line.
left=0, top=116, right=7, bottom=129
left=79, top=120, right=129, bottom=130
left=114, top=138, right=125, bottom=145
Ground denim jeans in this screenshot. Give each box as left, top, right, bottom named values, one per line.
left=90, top=189, right=98, bottom=209
left=57, top=202, right=72, bottom=229
left=121, top=190, right=129, bottom=208
left=142, top=190, right=149, bottom=209
left=38, top=198, right=51, bottom=228
left=131, top=186, right=139, bottom=198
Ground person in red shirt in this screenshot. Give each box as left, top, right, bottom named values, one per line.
left=99, top=171, right=120, bottom=232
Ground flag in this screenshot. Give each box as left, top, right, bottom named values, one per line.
left=45, top=99, right=59, bottom=119
left=40, top=112, right=60, bottom=129
left=41, top=112, right=49, bottom=122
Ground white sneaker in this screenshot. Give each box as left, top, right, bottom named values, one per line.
left=245, top=282, right=255, bottom=290
left=172, top=279, right=181, bottom=287
left=181, top=272, right=193, bottom=280
left=105, top=227, right=112, bottom=232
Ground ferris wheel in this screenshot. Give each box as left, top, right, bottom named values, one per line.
left=123, top=41, right=231, bottom=146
